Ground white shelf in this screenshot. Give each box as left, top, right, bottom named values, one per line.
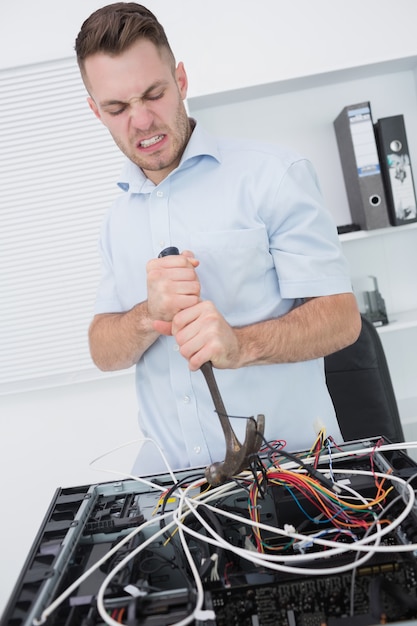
left=377, top=309, right=417, bottom=334
left=339, top=223, right=417, bottom=343
left=339, top=221, right=417, bottom=243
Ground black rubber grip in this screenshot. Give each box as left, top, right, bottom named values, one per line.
left=158, top=246, right=179, bottom=258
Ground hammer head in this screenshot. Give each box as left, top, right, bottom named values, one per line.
left=205, top=414, right=265, bottom=486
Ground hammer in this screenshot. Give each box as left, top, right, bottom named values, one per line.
left=158, top=247, right=265, bottom=485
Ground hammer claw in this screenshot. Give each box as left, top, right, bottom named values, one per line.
left=200, top=361, right=265, bottom=486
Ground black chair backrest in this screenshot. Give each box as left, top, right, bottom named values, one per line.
left=324, top=315, right=404, bottom=443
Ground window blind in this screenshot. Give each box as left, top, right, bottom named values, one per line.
left=0, top=58, right=126, bottom=394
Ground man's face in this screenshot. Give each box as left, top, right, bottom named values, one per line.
left=84, top=39, right=191, bottom=185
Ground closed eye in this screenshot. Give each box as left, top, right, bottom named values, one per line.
left=101, top=101, right=128, bottom=116
left=107, top=107, right=127, bottom=116
left=145, top=91, right=164, bottom=101
left=100, top=83, right=167, bottom=115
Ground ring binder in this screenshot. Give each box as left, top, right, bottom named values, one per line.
left=334, top=102, right=391, bottom=230
left=374, top=114, right=417, bottom=226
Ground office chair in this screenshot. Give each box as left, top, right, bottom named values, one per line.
left=324, top=315, right=405, bottom=443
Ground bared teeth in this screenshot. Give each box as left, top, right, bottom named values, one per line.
left=140, top=135, right=164, bottom=148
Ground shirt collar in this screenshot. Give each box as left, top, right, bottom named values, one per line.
left=116, top=120, right=221, bottom=193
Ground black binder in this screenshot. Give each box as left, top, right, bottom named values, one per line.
left=334, top=102, right=390, bottom=230
left=374, top=114, right=417, bottom=226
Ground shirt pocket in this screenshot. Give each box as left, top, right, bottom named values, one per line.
left=190, top=226, right=275, bottom=322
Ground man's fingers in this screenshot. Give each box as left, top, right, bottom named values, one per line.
left=152, top=320, right=173, bottom=336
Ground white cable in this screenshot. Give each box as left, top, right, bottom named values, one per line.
left=248, top=467, right=414, bottom=555
left=207, top=471, right=415, bottom=555
left=94, top=479, right=231, bottom=626
left=34, top=438, right=191, bottom=624
left=293, top=440, right=417, bottom=471
left=96, top=514, right=179, bottom=625
left=33, top=440, right=417, bottom=624
left=89, top=436, right=179, bottom=490
left=270, top=440, right=417, bottom=477
left=168, top=521, right=205, bottom=626
left=177, top=469, right=415, bottom=572
left=174, top=490, right=382, bottom=576
left=172, top=469, right=415, bottom=576
left=33, top=510, right=174, bottom=626
left=95, top=484, right=221, bottom=626
left=32, top=476, right=233, bottom=625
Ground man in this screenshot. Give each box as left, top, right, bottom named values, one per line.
left=75, top=3, right=361, bottom=475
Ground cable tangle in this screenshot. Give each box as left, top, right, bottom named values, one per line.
left=28, top=436, right=417, bottom=626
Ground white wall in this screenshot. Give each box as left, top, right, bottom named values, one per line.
left=2, top=0, right=417, bottom=93
left=2, top=0, right=417, bottom=619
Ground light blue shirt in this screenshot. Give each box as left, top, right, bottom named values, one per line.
left=95, top=122, right=352, bottom=475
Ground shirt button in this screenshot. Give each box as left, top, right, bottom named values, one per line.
left=194, top=446, right=201, bottom=454
left=183, top=395, right=190, bottom=404
left=156, top=191, right=164, bottom=197
left=173, top=344, right=179, bottom=352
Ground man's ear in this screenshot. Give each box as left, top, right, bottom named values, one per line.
left=87, top=96, right=101, bottom=121
left=175, top=62, right=188, bottom=100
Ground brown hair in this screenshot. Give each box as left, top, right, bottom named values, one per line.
left=75, top=2, right=175, bottom=79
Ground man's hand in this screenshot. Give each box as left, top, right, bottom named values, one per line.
left=147, top=250, right=200, bottom=335
left=155, top=292, right=361, bottom=373
left=89, top=251, right=201, bottom=371
left=169, top=300, right=241, bottom=371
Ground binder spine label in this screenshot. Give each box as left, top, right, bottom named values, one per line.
left=349, top=106, right=381, bottom=178
left=386, top=151, right=416, bottom=220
